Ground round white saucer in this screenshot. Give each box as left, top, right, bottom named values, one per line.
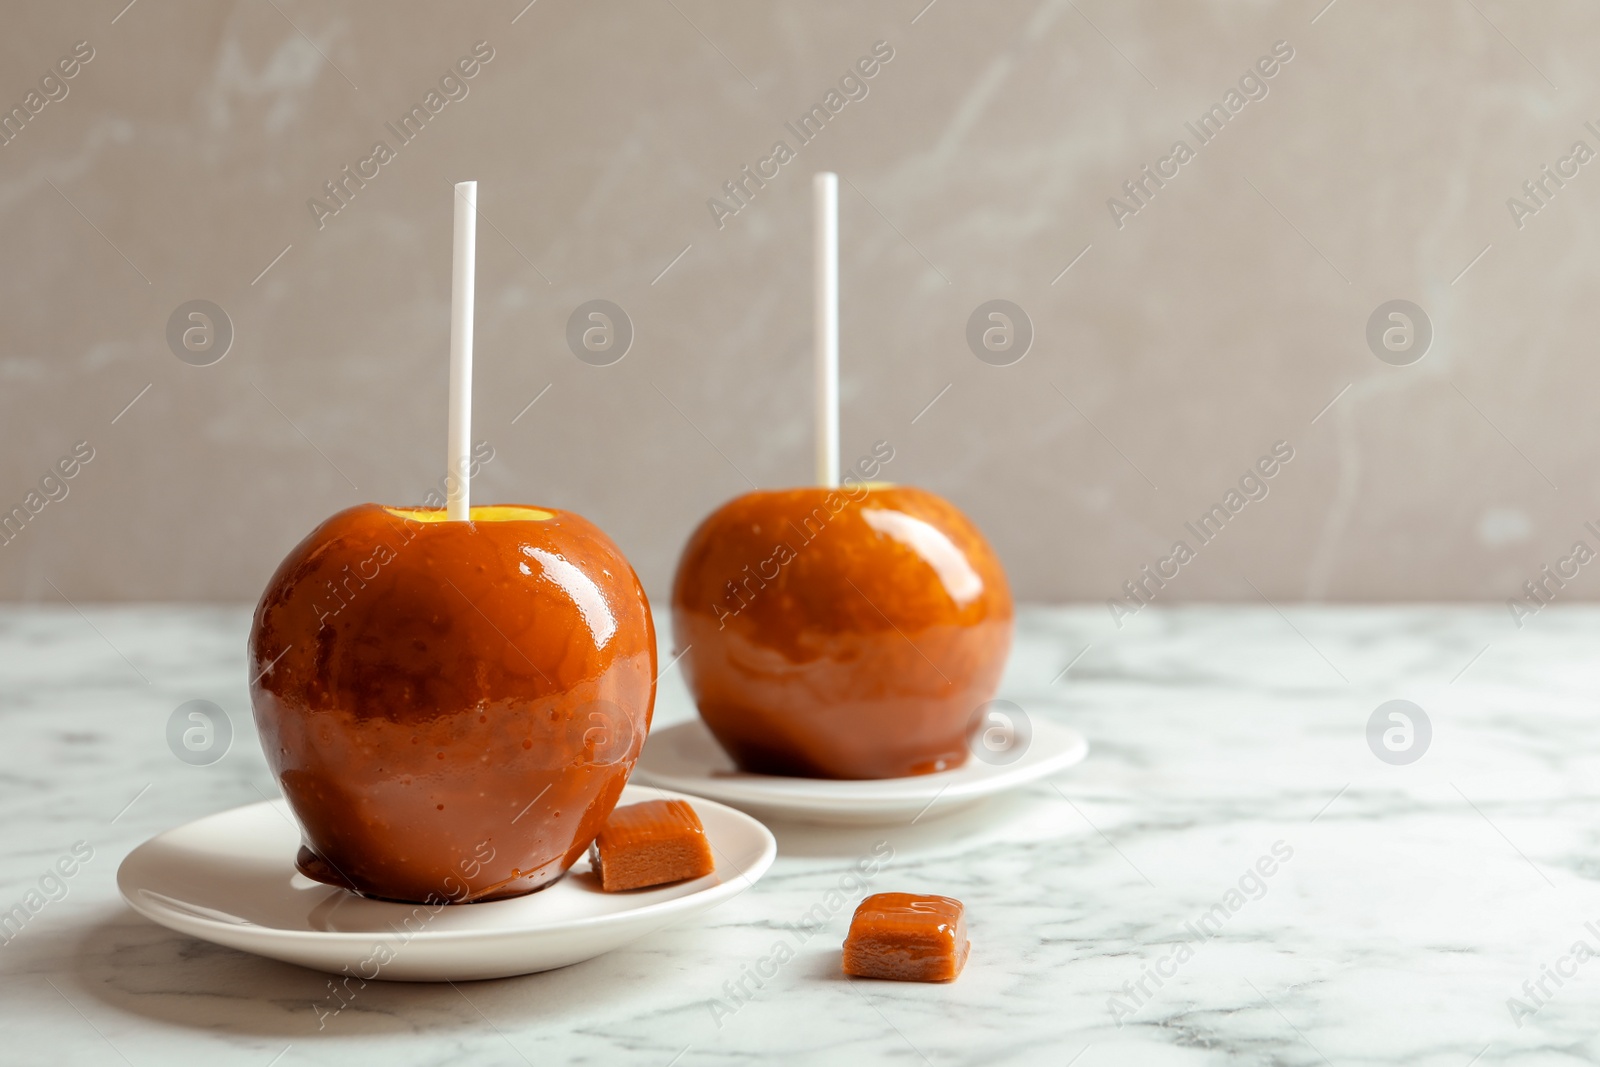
left=633, top=717, right=1089, bottom=825
left=116, top=784, right=775, bottom=982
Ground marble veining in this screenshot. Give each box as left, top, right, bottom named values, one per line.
left=0, top=603, right=1596, bottom=1065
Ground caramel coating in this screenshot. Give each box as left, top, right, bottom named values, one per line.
left=249, top=503, right=656, bottom=904
left=588, top=799, right=715, bottom=892
left=843, top=893, right=970, bottom=982
left=671, top=485, right=1012, bottom=779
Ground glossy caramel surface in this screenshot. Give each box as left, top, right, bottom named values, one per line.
left=588, top=798, right=714, bottom=892
left=249, top=503, right=656, bottom=904
left=671, top=485, right=1012, bottom=779
left=843, top=892, right=970, bottom=982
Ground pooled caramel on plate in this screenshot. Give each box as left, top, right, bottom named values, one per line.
left=843, top=892, right=969, bottom=982
left=589, top=799, right=715, bottom=891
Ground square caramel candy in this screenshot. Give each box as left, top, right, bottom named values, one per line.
left=843, top=893, right=969, bottom=982
left=589, top=799, right=715, bottom=892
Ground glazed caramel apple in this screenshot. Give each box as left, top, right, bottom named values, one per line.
left=671, top=475, right=1012, bottom=779
left=249, top=502, right=656, bottom=904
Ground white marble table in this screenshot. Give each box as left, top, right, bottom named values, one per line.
left=1, top=604, right=1594, bottom=1066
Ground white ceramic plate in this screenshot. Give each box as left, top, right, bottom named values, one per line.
left=117, top=784, right=775, bottom=982
left=633, top=717, right=1089, bottom=825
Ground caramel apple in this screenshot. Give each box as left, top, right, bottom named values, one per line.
left=671, top=478, right=1012, bottom=779
left=249, top=502, right=656, bottom=904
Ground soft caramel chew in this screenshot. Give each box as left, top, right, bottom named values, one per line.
left=842, top=893, right=969, bottom=982
left=589, top=799, right=715, bottom=891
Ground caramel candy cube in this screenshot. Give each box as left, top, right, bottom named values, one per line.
left=843, top=893, right=969, bottom=982
left=589, top=799, right=716, bottom=892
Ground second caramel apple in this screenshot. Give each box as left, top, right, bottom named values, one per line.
left=672, top=479, right=1012, bottom=779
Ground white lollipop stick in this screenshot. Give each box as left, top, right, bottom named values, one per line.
left=814, top=172, right=839, bottom=489
left=447, top=180, right=477, bottom=520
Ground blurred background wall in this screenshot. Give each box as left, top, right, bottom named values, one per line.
left=0, top=0, right=1594, bottom=607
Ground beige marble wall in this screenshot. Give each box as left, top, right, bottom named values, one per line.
left=1, top=0, right=1595, bottom=611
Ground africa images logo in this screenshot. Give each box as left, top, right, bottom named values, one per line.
left=1105, top=40, right=1295, bottom=229
left=306, top=42, right=495, bottom=230
left=706, top=40, right=895, bottom=231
